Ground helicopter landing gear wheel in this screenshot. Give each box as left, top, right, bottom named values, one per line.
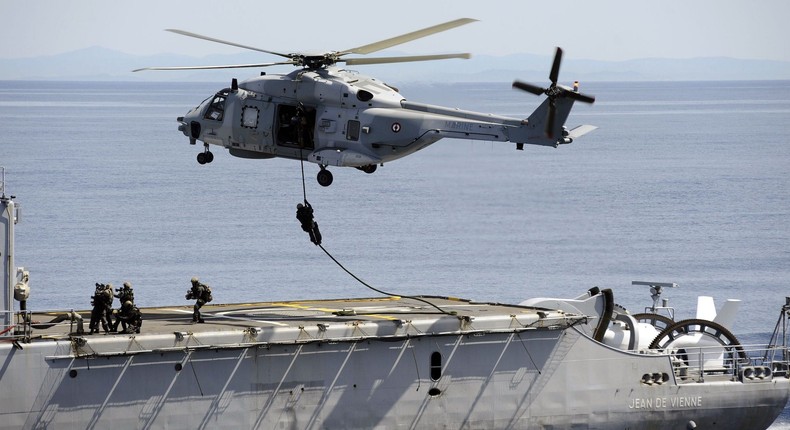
left=317, top=168, right=333, bottom=187
left=197, top=145, right=214, bottom=165
left=358, top=164, right=377, bottom=174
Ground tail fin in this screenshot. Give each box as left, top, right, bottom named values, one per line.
left=524, top=97, right=577, bottom=145
left=511, top=47, right=596, bottom=148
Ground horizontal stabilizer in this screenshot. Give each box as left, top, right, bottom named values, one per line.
left=567, top=124, right=598, bottom=139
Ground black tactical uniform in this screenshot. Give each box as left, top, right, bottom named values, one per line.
left=103, top=284, right=114, bottom=328
left=187, top=277, right=212, bottom=323
left=115, top=281, right=135, bottom=304
left=110, top=282, right=134, bottom=332
left=89, top=283, right=111, bottom=334
left=296, top=201, right=322, bottom=245
left=113, top=301, right=142, bottom=334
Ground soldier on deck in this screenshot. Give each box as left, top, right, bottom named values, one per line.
left=109, top=282, right=134, bottom=332
left=88, top=283, right=110, bottom=334
left=113, top=301, right=142, bottom=334
left=186, top=277, right=212, bottom=323
left=103, top=283, right=115, bottom=329
left=115, top=281, right=135, bottom=304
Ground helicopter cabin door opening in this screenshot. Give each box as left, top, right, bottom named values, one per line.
left=276, top=104, right=315, bottom=150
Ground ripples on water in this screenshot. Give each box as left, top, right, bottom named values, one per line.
left=2, top=80, right=788, bottom=314
left=2, top=78, right=790, bottom=426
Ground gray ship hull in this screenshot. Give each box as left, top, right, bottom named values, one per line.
left=1, top=298, right=787, bottom=429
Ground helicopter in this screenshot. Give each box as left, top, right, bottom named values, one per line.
left=134, top=18, right=596, bottom=187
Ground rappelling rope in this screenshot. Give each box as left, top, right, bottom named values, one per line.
left=317, top=243, right=453, bottom=316
left=299, top=148, right=307, bottom=203
left=295, top=161, right=452, bottom=316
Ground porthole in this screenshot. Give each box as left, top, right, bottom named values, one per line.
left=430, top=351, right=442, bottom=381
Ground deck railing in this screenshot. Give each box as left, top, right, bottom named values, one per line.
left=665, top=343, right=789, bottom=384
left=0, top=310, right=32, bottom=342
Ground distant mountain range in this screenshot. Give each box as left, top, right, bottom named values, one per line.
left=2, top=46, right=789, bottom=83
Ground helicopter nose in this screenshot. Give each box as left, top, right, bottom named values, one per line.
left=177, top=116, right=187, bottom=135
left=177, top=115, right=200, bottom=144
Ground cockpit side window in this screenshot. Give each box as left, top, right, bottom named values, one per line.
left=204, top=94, right=226, bottom=121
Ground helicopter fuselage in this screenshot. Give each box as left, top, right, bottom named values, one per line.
left=178, top=66, right=592, bottom=186
left=138, top=19, right=595, bottom=186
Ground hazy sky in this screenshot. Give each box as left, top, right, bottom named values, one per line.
left=3, top=0, right=788, bottom=62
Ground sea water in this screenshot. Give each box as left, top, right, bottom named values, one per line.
left=1, top=79, right=790, bottom=425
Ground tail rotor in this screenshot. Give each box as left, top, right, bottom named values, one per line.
left=512, top=47, right=595, bottom=138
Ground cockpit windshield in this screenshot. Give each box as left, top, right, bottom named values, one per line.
left=203, top=89, right=230, bottom=121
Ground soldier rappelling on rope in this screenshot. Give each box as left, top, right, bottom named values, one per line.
left=296, top=200, right=322, bottom=246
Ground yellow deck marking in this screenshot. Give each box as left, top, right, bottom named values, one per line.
left=270, top=302, right=399, bottom=321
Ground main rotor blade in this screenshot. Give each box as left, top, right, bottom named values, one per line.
left=165, top=29, right=292, bottom=59
left=339, top=18, right=478, bottom=56
left=512, top=80, right=545, bottom=96
left=343, top=53, right=471, bottom=66
left=549, top=47, right=563, bottom=85
left=132, top=61, right=294, bottom=72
